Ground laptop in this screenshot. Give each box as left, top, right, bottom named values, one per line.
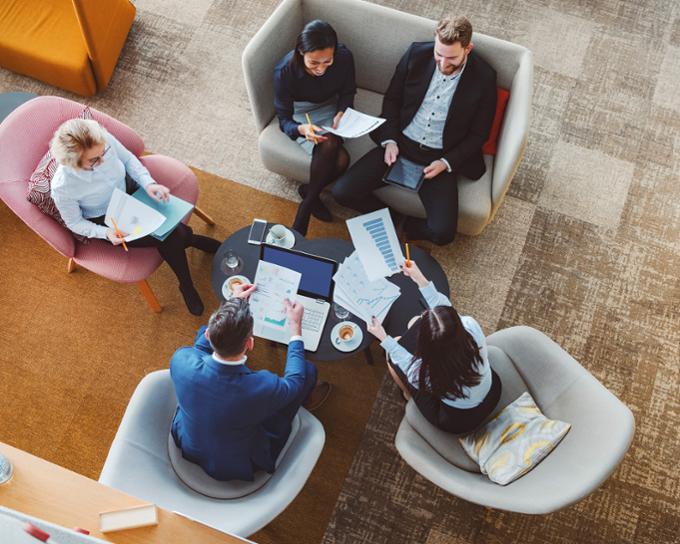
left=257, top=243, right=337, bottom=352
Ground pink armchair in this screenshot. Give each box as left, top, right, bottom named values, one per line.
left=0, top=96, right=215, bottom=312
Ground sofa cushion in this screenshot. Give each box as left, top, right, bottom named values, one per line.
left=459, top=392, right=571, bottom=485
left=26, top=107, right=95, bottom=244
left=0, top=0, right=96, bottom=96
left=482, top=88, right=510, bottom=156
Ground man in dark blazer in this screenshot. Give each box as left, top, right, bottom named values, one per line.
left=170, top=283, right=331, bottom=482
left=332, top=16, right=497, bottom=245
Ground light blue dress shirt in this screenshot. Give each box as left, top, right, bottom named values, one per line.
left=51, top=132, right=154, bottom=239
left=380, top=281, right=492, bottom=409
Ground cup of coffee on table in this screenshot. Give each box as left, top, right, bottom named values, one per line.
left=269, top=224, right=288, bottom=246
left=335, top=323, right=356, bottom=345
left=228, top=277, right=244, bottom=291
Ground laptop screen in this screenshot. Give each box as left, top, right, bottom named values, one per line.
left=260, top=244, right=336, bottom=300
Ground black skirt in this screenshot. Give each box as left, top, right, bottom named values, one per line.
left=391, top=318, right=502, bottom=435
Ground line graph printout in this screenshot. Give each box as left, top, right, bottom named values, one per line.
left=346, top=208, right=405, bottom=282
left=105, top=188, right=166, bottom=242
left=250, top=260, right=301, bottom=339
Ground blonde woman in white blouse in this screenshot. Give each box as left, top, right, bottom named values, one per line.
left=50, top=118, right=219, bottom=315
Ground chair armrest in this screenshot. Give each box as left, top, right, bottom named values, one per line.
left=241, top=0, right=303, bottom=133
left=491, top=49, right=533, bottom=209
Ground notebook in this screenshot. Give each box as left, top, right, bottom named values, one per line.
left=132, top=188, right=194, bottom=241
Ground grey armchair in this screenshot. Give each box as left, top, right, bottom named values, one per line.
left=242, top=0, right=533, bottom=235
left=394, top=326, right=635, bottom=514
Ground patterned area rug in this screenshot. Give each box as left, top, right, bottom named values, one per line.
left=1, top=0, right=679, bottom=543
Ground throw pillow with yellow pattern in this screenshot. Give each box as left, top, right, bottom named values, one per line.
left=459, top=392, right=571, bottom=485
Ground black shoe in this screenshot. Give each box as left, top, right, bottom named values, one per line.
left=297, top=185, right=332, bottom=222
left=191, top=234, right=221, bottom=254
left=180, top=284, right=204, bottom=316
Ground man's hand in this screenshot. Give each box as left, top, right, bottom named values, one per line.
left=232, top=283, right=256, bottom=300
left=423, top=160, right=448, bottom=180
left=297, top=123, right=328, bottom=144
left=106, top=228, right=128, bottom=245
left=284, top=298, right=304, bottom=337
left=145, top=182, right=171, bottom=203
left=332, top=111, right=344, bottom=129
left=367, top=316, right=387, bottom=341
left=401, top=260, right=428, bottom=288
left=384, top=142, right=399, bottom=166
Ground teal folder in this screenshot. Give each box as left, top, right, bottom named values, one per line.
left=132, top=188, right=194, bottom=241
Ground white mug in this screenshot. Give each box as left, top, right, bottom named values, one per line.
left=334, top=323, right=356, bottom=345
left=269, top=224, right=288, bottom=245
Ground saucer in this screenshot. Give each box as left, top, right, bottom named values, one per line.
left=221, top=274, right=250, bottom=298
left=330, top=321, right=363, bottom=353
left=265, top=227, right=295, bottom=249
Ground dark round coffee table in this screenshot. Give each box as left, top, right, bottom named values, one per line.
left=211, top=224, right=449, bottom=362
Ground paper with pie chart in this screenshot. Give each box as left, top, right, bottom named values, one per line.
left=250, top=260, right=301, bottom=338
left=105, top=188, right=166, bottom=242
left=346, top=208, right=405, bottom=282
left=333, top=251, right=400, bottom=324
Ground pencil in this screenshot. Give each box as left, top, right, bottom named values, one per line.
left=111, top=217, right=129, bottom=252
left=405, top=242, right=411, bottom=268
left=305, top=112, right=318, bottom=144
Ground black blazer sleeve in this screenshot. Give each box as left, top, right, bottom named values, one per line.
left=371, top=45, right=413, bottom=145
left=337, top=48, right=357, bottom=112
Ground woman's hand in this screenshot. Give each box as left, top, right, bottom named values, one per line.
left=297, top=123, right=328, bottom=144
left=232, top=283, right=256, bottom=300
left=401, top=260, right=428, bottom=288
left=367, top=316, right=387, bottom=341
left=106, top=228, right=128, bottom=245
left=384, top=142, right=399, bottom=166
left=145, top=183, right=170, bottom=203
left=332, top=111, right=344, bottom=129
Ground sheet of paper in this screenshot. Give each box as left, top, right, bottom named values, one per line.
left=250, top=260, right=301, bottom=338
left=132, top=188, right=193, bottom=241
left=321, top=107, right=385, bottom=138
left=105, top=188, right=166, bottom=242
left=346, top=208, right=405, bottom=281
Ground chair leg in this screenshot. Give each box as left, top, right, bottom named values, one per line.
left=67, top=258, right=77, bottom=273
left=136, top=280, right=162, bottom=313
left=193, top=205, right=215, bottom=226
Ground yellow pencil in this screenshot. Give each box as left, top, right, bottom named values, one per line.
left=111, top=217, right=129, bottom=252
left=305, top=113, right=318, bottom=144
left=405, top=242, right=411, bottom=268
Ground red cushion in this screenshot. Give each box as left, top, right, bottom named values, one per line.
left=482, top=87, right=510, bottom=156
left=26, top=107, right=94, bottom=243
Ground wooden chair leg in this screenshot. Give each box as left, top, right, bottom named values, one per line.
left=193, top=205, right=215, bottom=226
left=67, top=258, right=77, bottom=273
left=137, top=280, right=162, bottom=313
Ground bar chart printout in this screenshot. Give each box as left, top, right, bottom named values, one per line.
left=250, top=260, right=301, bottom=339
left=346, top=208, right=405, bottom=282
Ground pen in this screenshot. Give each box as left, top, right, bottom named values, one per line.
left=405, top=242, right=411, bottom=268
left=305, top=113, right=319, bottom=144
left=111, top=217, right=129, bottom=252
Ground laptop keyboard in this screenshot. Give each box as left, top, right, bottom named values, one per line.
left=302, top=306, right=325, bottom=332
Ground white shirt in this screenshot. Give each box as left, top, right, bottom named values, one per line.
left=51, top=132, right=154, bottom=240
left=211, top=336, right=304, bottom=366
left=380, top=282, right=492, bottom=409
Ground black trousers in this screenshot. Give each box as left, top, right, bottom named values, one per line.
left=331, top=136, right=459, bottom=245
left=390, top=318, right=502, bottom=435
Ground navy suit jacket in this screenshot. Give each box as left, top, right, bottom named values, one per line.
left=371, top=42, right=497, bottom=180
left=170, top=327, right=309, bottom=481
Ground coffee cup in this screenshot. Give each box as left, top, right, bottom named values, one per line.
left=335, top=323, right=356, bottom=344
left=228, top=277, right=244, bottom=291
left=269, top=224, right=288, bottom=246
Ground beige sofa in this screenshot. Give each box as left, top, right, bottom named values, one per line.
left=395, top=326, right=635, bottom=514
left=242, top=0, right=533, bottom=235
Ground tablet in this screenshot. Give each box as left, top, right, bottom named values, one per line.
left=383, top=157, right=425, bottom=192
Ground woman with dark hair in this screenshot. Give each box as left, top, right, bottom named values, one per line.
left=367, top=261, right=501, bottom=434
left=273, top=19, right=356, bottom=236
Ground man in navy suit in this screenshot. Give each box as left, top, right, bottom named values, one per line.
left=170, top=282, right=331, bottom=482
left=332, top=16, right=497, bottom=245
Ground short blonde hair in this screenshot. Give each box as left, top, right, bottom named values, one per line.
left=436, top=16, right=472, bottom=47
left=50, top=118, right=108, bottom=168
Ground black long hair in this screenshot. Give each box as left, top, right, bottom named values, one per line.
left=290, top=19, right=338, bottom=71
left=414, top=306, right=484, bottom=399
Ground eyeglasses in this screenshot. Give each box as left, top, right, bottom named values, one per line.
left=85, top=145, right=110, bottom=170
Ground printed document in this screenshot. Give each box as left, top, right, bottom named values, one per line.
left=132, top=188, right=194, bottom=241
left=321, top=108, right=385, bottom=138
left=105, top=188, right=166, bottom=242
left=346, top=208, right=405, bottom=281
left=250, top=261, right=301, bottom=339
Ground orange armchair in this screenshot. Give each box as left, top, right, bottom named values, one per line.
left=0, top=0, right=135, bottom=96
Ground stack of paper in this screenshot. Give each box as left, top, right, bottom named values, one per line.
left=333, top=251, right=400, bottom=324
